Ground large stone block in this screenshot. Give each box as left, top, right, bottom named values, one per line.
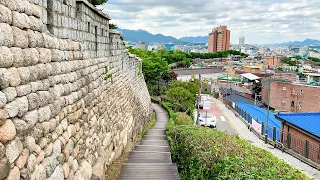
left=12, top=12, right=30, bottom=29
left=38, top=106, right=51, bottom=122
left=0, top=157, right=10, bottom=179
left=2, top=87, right=17, bottom=102
left=8, top=67, right=20, bottom=87
left=0, top=23, right=13, bottom=47
left=17, top=67, right=31, bottom=84
left=43, top=33, right=54, bottom=48
left=0, top=91, right=6, bottom=109
left=0, top=4, right=12, bottom=24
left=16, top=84, right=31, bottom=97
left=22, top=110, right=39, bottom=128
left=0, top=68, right=11, bottom=89
left=15, top=148, right=29, bottom=169
left=16, top=96, right=28, bottom=117
left=4, top=99, right=19, bottom=118
left=30, top=4, right=41, bottom=18
left=6, top=166, right=20, bottom=180
left=30, top=164, right=46, bottom=180
left=42, top=155, right=58, bottom=177
left=12, top=118, right=28, bottom=132
left=12, top=26, right=28, bottom=48
left=0, top=120, right=16, bottom=143
left=28, top=30, right=43, bottom=48
left=6, top=137, right=23, bottom=163
left=10, top=47, right=24, bottom=67
left=48, top=165, right=63, bottom=180
left=27, top=93, right=40, bottom=110
left=0, top=46, right=13, bottom=68
left=23, top=48, right=39, bottom=66
left=38, top=48, right=51, bottom=63
left=29, top=16, right=42, bottom=32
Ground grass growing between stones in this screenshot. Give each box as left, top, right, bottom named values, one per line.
left=105, top=113, right=156, bottom=179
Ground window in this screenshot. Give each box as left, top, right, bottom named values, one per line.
left=298, top=102, right=302, bottom=109
left=63, top=0, right=67, bottom=4
left=87, top=22, right=90, bottom=33
left=94, top=26, right=98, bottom=51
left=101, top=29, right=104, bottom=36
left=300, top=89, right=303, bottom=95
left=291, top=101, right=294, bottom=107
left=282, top=87, right=286, bottom=91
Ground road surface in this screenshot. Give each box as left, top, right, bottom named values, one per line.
left=194, top=96, right=238, bottom=135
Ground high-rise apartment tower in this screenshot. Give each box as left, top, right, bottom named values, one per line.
left=239, top=36, right=245, bottom=46
left=208, top=26, right=230, bottom=53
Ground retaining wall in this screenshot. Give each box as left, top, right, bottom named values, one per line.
left=0, top=0, right=152, bottom=179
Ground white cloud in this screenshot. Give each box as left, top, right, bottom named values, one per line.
left=101, top=0, right=320, bottom=44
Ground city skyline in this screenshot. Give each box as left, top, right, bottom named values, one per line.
left=101, top=0, right=320, bottom=44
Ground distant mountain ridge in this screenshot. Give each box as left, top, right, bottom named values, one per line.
left=117, top=28, right=180, bottom=43
left=117, top=28, right=320, bottom=46
left=279, top=39, right=320, bottom=46
left=117, top=28, right=208, bottom=43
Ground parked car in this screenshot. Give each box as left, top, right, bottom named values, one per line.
left=196, top=94, right=208, bottom=109
left=199, top=113, right=216, bottom=128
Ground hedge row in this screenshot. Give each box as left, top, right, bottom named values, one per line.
left=167, top=125, right=310, bottom=180
left=161, top=102, right=176, bottom=130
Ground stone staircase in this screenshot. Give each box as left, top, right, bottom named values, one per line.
left=119, top=104, right=180, bottom=180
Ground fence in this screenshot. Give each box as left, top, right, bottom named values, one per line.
left=227, top=100, right=320, bottom=166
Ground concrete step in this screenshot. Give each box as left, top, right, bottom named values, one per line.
left=134, top=145, right=170, bottom=152
left=120, top=163, right=180, bottom=180
left=146, top=129, right=166, bottom=136
left=127, top=151, right=172, bottom=163
left=143, top=135, right=167, bottom=140
left=141, top=140, right=169, bottom=146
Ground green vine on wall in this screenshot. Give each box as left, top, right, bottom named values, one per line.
left=104, top=66, right=113, bottom=83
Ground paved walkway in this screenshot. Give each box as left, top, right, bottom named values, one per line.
left=213, top=98, right=320, bottom=179
left=119, top=103, right=180, bottom=180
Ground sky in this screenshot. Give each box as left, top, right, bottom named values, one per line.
left=100, top=0, right=320, bottom=44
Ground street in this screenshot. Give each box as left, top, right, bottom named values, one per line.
left=194, top=96, right=238, bottom=135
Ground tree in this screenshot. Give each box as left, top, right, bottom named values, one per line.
left=109, top=23, right=118, bottom=29
left=88, top=0, right=108, bottom=5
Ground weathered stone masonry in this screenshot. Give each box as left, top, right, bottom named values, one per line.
left=0, top=0, right=152, bottom=179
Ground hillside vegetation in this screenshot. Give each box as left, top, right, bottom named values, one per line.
left=160, top=102, right=310, bottom=180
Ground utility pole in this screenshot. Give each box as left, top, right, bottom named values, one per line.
left=254, top=93, right=257, bottom=106
left=196, top=74, right=201, bottom=125
left=265, top=76, right=271, bottom=144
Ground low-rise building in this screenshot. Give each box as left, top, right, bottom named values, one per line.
left=275, top=112, right=320, bottom=164
left=244, top=65, right=262, bottom=73
left=264, top=56, right=281, bottom=66
left=262, top=81, right=320, bottom=112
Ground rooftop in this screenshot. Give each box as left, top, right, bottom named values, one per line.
left=275, top=112, right=320, bottom=138
left=241, top=73, right=261, bottom=81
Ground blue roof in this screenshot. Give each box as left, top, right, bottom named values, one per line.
left=275, top=112, right=320, bottom=138
left=236, top=101, right=281, bottom=140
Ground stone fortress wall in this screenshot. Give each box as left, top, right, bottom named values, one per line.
left=0, top=0, right=152, bottom=179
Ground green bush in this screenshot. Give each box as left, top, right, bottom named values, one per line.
left=150, top=96, right=160, bottom=103
left=167, top=126, right=310, bottom=180
left=161, top=102, right=176, bottom=130
left=175, top=112, right=193, bottom=125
